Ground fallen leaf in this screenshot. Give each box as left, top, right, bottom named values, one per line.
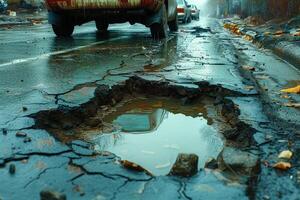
left=293, top=32, right=300, bottom=37
left=245, top=85, right=255, bottom=91
left=242, top=65, right=256, bottom=71
left=273, top=162, right=291, bottom=170
left=280, top=85, right=300, bottom=94
left=274, top=30, right=284, bottom=36
left=283, top=102, right=300, bottom=108
left=244, top=35, right=253, bottom=41
left=278, top=150, right=293, bottom=159
left=280, top=94, right=290, bottom=99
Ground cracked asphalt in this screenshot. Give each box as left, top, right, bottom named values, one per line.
left=0, top=17, right=300, bottom=200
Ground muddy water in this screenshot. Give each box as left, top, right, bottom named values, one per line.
left=93, top=98, right=224, bottom=176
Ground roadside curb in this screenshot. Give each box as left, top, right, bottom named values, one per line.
left=272, top=41, right=300, bottom=68
left=223, top=19, right=300, bottom=70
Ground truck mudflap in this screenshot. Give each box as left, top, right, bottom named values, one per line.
left=46, top=0, right=163, bottom=11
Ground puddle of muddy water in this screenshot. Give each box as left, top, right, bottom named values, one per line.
left=92, top=98, right=224, bottom=176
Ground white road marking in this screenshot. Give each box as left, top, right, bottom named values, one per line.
left=0, top=36, right=128, bottom=68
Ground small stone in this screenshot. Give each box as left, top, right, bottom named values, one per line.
left=220, top=147, right=259, bottom=174
left=80, top=192, right=85, bottom=196
left=2, top=128, right=7, bottom=135
left=16, top=132, right=27, bottom=137
left=169, top=153, right=198, bottom=177
left=23, top=137, right=32, bottom=143
left=9, top=164, right=16, bottom=174
left=22, top=107, right=28, bottom=112
left=40, top=189, right=66, bottom=200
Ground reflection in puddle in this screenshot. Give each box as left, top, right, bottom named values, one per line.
left=93, top=98, right=224, bottom=176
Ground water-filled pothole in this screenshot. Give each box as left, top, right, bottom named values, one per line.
left=90, top=98, right=224, bottom=176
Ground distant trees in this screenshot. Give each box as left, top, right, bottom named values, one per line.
left=212, top=0, right=300, bottom=19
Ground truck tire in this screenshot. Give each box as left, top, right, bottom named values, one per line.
left=52, top=24, right=74, bottom=37
left=96, top=21, right=109, bottom=32
left=168, top=12, right=178, bottom=31
left=150, top=4, right=168, bottom=39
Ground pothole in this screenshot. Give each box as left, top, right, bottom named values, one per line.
left=92, top=97, right=224, bottom=176
left=31, top=76, right=257, bottom=178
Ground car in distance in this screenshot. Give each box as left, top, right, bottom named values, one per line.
left=191, top=4, right=199, bottom=20
left=45, top=0, right=178, bottom=39
left=176, top=0, right=191, bottom=23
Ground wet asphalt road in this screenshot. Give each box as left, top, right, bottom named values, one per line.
left=0, top=18, right=300, bottom=200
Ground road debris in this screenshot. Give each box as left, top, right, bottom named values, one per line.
left=273, top=162, right=292, bottom=171
left=281, top=85, right=300, bottom=94
left=278, top=150, right=293, bottom=159
left=16, top=132, right=27, bottom=137
left=40, top=189, right=66, bottom=200
left=283, top=102, right=300, bottom=108
left=242, top=65, right=256, bottom=71
left=169, top=153, right=198, bottom=177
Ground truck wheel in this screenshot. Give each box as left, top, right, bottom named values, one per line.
left=150, top=4, right=168, bottom=39
left=96, top=21, right=109, bottom=32
left=168, top=11, right=178, bottom=31
left=52, top=24, right=74, bottom=37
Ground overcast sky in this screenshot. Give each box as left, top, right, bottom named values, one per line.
left=187, top=0, right=209, bottom=7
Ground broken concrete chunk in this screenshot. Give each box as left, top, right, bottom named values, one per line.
left=16, top=132, right=27, bottom=137
left=40, top=189, right=66, bottom=200
left=169, top=153, right=198, bottom=177
left=220, top=147, right=259, bottom=174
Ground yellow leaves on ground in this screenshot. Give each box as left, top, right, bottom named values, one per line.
left=242, top=65, right=256, bottom=71
left=293, top=32, right=300, bottom=37
left=244, top=35, right=254, bottom=41
left=283, top=102, right=300, bottom=108
left=244, top=85, right=255, bottom=91
left=273, top=150, right=293, bottom=171
left=223, top=23, right=242, bottom=35
left=278, top=150, right=293, bottom=159
left=281, top=85, right=300, bottom=94
left=274, top=30, right=284, bottom=36
left=273, top=162, right=292, bottom=171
